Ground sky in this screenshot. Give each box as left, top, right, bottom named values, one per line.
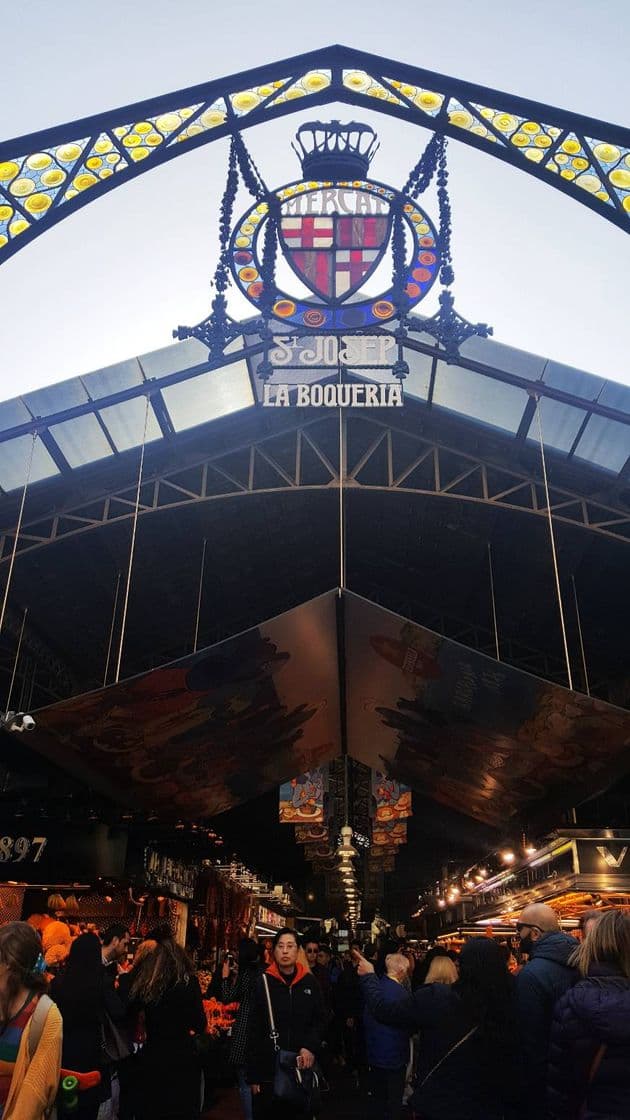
left=1, top=0, right=630, bottom=401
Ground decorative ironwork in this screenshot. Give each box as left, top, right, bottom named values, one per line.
left=1, top=46, right=629, bottom=266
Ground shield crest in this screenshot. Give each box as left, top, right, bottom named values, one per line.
left=280, top=200, right=392, bottom=302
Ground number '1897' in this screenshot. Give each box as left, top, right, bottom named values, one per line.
left=0, top=836, right=48, bottom=862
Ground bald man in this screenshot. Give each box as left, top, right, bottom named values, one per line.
left=515, top=903, right=577, bottom=1118
left=363, top=953, right=410, bottom=1120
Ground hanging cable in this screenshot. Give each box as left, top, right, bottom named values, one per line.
left=103, top=571, right=121, bottom=687
left=0, top=433, right=37, bottom=639
left=571, top=573, right=591, bottom=696
left=535, top=397, right=573, bottom=690
left=487, top=542, right=501, bottom=661
left=193, top=538, right=208, bottom=653
left=338, top=344, right=346, bottom=592
left=115, top=396, right=151, bottom=684
left=5, top=606, right=27, bottom=715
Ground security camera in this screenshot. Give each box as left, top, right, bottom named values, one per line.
left=3, top=712, right=36, bottom=732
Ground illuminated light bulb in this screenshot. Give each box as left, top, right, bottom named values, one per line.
left=437, top=899, right=446, bottom=909
left=501, top=851, right=515, bottom=864
left=525, top=846, right=537, bottom=856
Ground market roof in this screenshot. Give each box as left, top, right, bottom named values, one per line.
left=0, top=317, right=629, bottom=498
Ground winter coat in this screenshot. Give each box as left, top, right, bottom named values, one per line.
left=245, top=962, right=325, bottom=1085
left=363, top=975, right=410, bottom=1071
left=514, top=931, right=577, bottom=1117
left=547, top=963, right=630, bottom=1120
left=360, top=973, right=519, bottom=1120
left=220, top=964, right=260, bottom=1067
left=333, top=964, right=363, bottom=1022
left=133, top=977, right=206, bottom=1120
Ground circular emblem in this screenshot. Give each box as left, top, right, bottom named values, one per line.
left=229, top=177, right=439, bottom=329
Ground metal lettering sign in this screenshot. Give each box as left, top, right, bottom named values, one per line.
left=575, top=839, right=630, bottom=875
left=596, top=845, right=629, bottom=869
left=144, top=848, right=198, bottom=901
left=0, top=836, right=48, bottom=863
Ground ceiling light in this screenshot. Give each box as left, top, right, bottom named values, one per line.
left=337, top=825, right=358, bottom=860
left=501, top=851, right=515, bottom=864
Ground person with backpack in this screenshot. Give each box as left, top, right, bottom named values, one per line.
left=0, top=921, right=62, bottom=1120
left=355, top=938, right=520, bottom=1120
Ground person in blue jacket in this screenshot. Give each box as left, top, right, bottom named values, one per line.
left=363, top=953, right=410, bottom=1120
left=547, top=909, right=630, bottom=1120
left=355, top=938, right=519, bottom=1120
left=514, top=903, right=577, bottom=1117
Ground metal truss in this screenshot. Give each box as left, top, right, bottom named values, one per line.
left=358, top=583, right=571, bottom=687
left=2, top=45, right=630, bottom=269
left=2, top=413, right=630, bottom=564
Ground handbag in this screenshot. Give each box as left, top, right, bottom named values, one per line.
left=418, top=1025, right=478, bottom=1090
left=101, top=1012, right=131, bottom=1064
left=261, top=974, right=321, bottom=1112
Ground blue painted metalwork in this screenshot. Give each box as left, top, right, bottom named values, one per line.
left=1, top=45, right=630, bottom=266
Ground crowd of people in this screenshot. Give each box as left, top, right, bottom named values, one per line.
left=0, top=904, right=628, bottom=1120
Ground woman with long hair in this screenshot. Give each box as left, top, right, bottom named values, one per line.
left=129, top=939, right=206, bottom=1120
left=355, top=937, right=518, bottom=1119
left=548, top=909, right=630, bottom=1119
left=0, top=921, right=62, bottom=1120
left=50, top=931, right=124, bottom=1120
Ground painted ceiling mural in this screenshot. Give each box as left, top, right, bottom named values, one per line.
left=34, top=591, right=341, bottom=818
left=30, top=590, right=630, bottom=828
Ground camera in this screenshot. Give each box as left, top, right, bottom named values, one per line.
left=3, top=712, right=36, bottom=732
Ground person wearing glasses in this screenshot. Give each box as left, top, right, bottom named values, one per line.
left=514, top=904, right=577, bottom=1119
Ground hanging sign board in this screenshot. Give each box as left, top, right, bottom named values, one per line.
left=144, top=848, right=198, bottom=901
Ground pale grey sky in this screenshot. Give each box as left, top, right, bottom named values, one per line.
left=2, top=0, right=629, bottom=399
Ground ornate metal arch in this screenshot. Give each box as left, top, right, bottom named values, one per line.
left=3, top=414, right=629, bottom=564
left=1, top=45, right=630, bottom=266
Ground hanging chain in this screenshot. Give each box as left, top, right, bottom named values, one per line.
left=436, top=138, right=454, bottom=287
left=403, top=132, right=443, bottom=199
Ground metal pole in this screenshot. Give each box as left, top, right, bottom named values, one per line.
left=115, top=397, right=150, bottom=683
left=571, top=574, right=591, bottom=697
left=5, top=606, right=28, bottom=714
left=487, top=541, right=501, bottom=661
left=535, top=398, right=574, bottom=691
left=338, top=344, right=346, bottom=593
left=193, top=538, right=208, bottom=654
left=0, top=433, right=36, bottom=638
left=103, top=571, right=122, bottom=687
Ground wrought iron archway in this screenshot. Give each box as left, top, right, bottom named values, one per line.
left=1, top=44, right=630, bottom=266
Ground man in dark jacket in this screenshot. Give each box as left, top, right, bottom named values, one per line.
left=363, top=953, right=410, bottom=1120
left=514, top=904, right=577, bottom=1119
